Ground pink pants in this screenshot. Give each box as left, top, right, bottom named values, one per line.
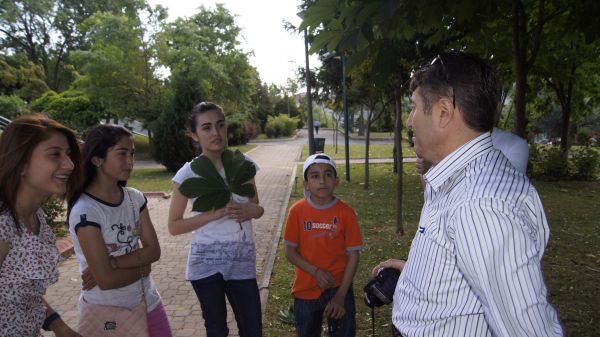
left=148, top=302, right=173, bottom=337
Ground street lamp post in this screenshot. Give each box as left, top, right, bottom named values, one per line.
left=323, top=51, right=351, bottom=181
left=298, top=11, right=315, bottom=155
left=341, top=56, right=350, bottom=181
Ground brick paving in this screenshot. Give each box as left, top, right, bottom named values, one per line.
left=43, top=143, right=301, bottom=337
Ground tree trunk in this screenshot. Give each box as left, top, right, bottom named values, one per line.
left=512, top=0, right=546, bottom=138
left=358, top=107, right=365, bottom=136
left=364, top=110, right=372, bottom=189
left=560, top=99, right=571, bottom=151
left=334, top=116, right=339, bottom=153
left=394, top=86, right=404, bottom=236
left=556, top=77, right=574, bottom=152
left=512, top=0, right=528, bottom=137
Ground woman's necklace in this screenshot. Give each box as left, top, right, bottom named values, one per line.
left=20, top=213, right=40, bottom=235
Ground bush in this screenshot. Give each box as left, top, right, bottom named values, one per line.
left=528, top=144, right=568, bottom=179
left=577, top=128, right=591, bottom=145
left=571, top=147, right=600, bottom=181
left=150, top=107, right=195, bottom=172
left=42, top=198, right=68, bottom=238
left=264, top=114, right=298, bottom=138
left=226, top=112, right=249, bottom=146
left=30, top=90, right=58, bottom=112
left=542, top=146, right=568, bottom=178
left=528, top=144, right=599, bottom=181
left=0, top=95, right=26, bottom=119
left=150, top=72, right=198, bottom=172
left=31, top=90, right=102, bottom=134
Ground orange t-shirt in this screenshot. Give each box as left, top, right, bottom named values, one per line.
left=283, top=198, right=363, bottom=300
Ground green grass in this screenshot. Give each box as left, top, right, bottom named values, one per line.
left=534, top=180, right=600, bottom=335
left=349, top=131, right=395, bottom=139
left=264, top=164, right=600, bottom=337
left=132, top=134, right=256, bottom=162
left=230, top=144, right=257, bottom=153
left=128, top=168, right=174, bottom=192
left=300, top=143, right=415, bottom=160
left=133, top=134, right=152, bottom=160
left=254, top=133, right=298, bottom=140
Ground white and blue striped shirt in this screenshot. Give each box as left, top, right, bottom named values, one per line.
left=392, top=132, right=564, bottom=337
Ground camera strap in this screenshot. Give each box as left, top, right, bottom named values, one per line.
left=371, top=306, right=376, bottom=336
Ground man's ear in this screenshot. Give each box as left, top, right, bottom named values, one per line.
left=436, top=96, right=455, bottom=128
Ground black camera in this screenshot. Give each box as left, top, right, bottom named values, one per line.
left=363, top=267, right=400, bottom=308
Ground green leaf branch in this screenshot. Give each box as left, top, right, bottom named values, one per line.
left=179, top=149, right=257, bottom=212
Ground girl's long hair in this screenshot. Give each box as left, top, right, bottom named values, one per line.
left=68, top=124, right=132, bottom=212
left=0, top=114, right=82, bottom=233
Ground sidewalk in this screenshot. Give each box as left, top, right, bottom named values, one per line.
left=43, top=143, right=301, bottom=337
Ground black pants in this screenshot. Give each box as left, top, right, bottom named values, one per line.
left=190, top=273, right=262, bottom=337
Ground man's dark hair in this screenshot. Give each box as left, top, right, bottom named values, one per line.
left=410, top=51, right=501, bottom=132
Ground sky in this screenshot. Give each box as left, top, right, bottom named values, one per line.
left=146, top=0, right=320, bottom=88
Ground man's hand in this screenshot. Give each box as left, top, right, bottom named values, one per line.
left=315, top=268, right=335, bottom=290
left=371, top=259, right=406, bottom=276
left=324, top=292, right=346, bottom=320
left=81, top=268, right=97, bottom=290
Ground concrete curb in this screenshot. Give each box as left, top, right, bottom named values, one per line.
left=248, top=130, right=301, bottom=144
left=143, top=191, right=171, bottom=199
left=259, top=164, right=298, bottom=309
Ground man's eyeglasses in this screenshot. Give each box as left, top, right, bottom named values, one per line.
left=430, top=54, right=456, bottom=108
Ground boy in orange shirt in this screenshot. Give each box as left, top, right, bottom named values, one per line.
left=284, top=153, right=363, bottom=337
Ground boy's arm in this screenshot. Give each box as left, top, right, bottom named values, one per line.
left=285, top=245, right=335, bottom=289
left=324, top=250, right=359, bottom=320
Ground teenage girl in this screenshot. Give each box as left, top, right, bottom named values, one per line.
left=0, top=114, right=82, bottom=337
left=67, top=124, right=172, bottom=336
left=168, top=102, right=264, bottom=337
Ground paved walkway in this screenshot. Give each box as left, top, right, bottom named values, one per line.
left=43, top=143, right=301, bottom=337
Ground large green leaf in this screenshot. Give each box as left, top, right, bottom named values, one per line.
left=192, top=189, right=231, bottom=212
left=222, top=149, right=256, bottom=197
left=190, top=155, right=224, bottom=183
left=230, top=183, right=256, bottom=198
left=179, top=150, right=256, bottom=212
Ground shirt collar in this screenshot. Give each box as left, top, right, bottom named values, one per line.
left=424, top=132, right=494, bottom=191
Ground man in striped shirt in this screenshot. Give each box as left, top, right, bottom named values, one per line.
left=375, top=51, right=563, bottom=336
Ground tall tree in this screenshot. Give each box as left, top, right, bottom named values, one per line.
left=300, top=0, right=439, bottom=235
left=533, top=3, right=600, bottom=151
left=158, top=4, right=256, bottom=111
left=153, top=4, right=257, bottom=170
left=0, top=52, right=49, bottom=101
left=70, top=12, right=147, bottom=121
left=0, top=0, right=147, bottom=91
